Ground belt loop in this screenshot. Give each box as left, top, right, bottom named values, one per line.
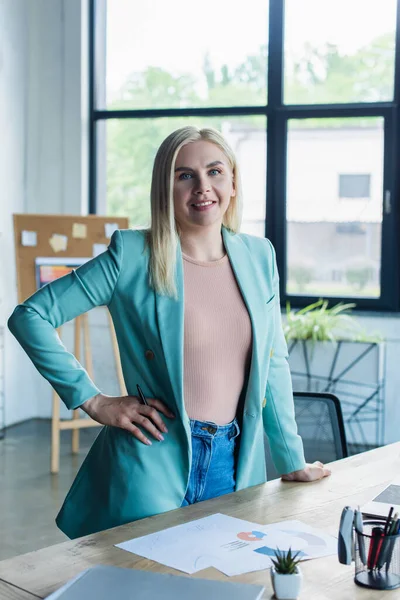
left=230, top=419, right=240, bottom=440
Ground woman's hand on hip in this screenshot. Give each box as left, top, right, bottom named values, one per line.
left=281, top=461, right=331, bottom=482
left=81, top=393, right=175, bottom=445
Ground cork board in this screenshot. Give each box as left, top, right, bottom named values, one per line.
left=13, top=214, right=129, bottom=303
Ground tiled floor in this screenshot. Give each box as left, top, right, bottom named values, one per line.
left=0, top=419, right=98, bottom=561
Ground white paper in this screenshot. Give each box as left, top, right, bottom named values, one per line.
left=49, top=234, right=68, bottom=253
left=72, top=223, right=87, bottom=239
left=35, top=257, right=90, bottom=266
left=92, top=243, right=108, bottom=257
left=116, top=513, right=337, bottom=577
left=21, top=230, right=37, bottom=247
left=265, top=519, right=338, bottom=560
left=105, top=222, right=119, bottom=238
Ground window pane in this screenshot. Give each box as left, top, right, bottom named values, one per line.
left=286, top=118, right=384, bottom=299
left=338, top=174, right=371, bottom=199
left=284, top=0, right=397, bottom=104
left=102, top=117, right=266, bottom=236
left=105, top=0, right=268, bottom=109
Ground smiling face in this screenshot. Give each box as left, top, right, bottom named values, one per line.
left=173, top=140, right=235, bottom=233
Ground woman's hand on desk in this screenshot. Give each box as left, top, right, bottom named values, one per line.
left=81, top=393, right=175, bottom=445
left=281, top=461, right=331, bottom=482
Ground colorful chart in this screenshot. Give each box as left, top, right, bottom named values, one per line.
left=237, top=530, right=267, bottom=542
left=281, top=530, right=326, bottom=546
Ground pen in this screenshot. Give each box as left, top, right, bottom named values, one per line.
left=368, top=526, right=384, bottom=570
left=136, top=384, right=149, bottom=406
left=385, top=514, right=400, bottom=573
left=384, top=507, right=394, bottom=536
left=375, top=506, right=395, bottom=570
left=388, top=513, right=398, bottom=536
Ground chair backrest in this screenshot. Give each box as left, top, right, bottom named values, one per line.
left=265, top=392, right=348, bottom=480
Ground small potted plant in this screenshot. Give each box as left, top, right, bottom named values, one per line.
left=284, top=298, right=382, bottom=345
left=270, top=547, right=303, bottom=600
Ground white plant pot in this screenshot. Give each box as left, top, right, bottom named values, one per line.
left=271, top=566, right=303, bottom=600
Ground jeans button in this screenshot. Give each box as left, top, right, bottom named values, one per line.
left=207, top=425, right=217, bottom=435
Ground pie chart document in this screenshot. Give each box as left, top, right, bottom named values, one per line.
left=116, top=513, right=337, bottom=577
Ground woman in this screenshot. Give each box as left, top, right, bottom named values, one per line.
left=8, top=126, right=330, bottom=539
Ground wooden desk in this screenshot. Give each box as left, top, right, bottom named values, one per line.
left=1, top=443, right=400, bottom=599
left=0, top=581, right=41, bottom=600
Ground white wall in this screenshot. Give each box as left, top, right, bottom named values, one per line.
left=25, top=0, right=89, bottom=421
left=2, top=0, right=88, bottom=425
left=0, top=0, right=38, bottom=425
left=25, top=0, right=86, bottom=216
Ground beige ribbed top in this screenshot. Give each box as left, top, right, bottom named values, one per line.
left=182, top=252, right=252, bottom=425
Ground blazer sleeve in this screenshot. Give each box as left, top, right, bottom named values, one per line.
left=7, top=230, right=123, bottom=410
left=262, top=239, right=306, bottom=475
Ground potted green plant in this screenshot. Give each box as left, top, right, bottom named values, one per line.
left=270, top=547, right=303, bottom=599
left=284, top=299, right=382, bottom=344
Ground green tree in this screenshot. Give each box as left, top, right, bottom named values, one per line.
left=106, top=32, right=394, bottom=225
left=286, top=33, right=395, bottom=106
left=345, top=265, right=374, bottom=291
left=288, top=263, right=315, bottom=293
left=203, top=53, right=215, bottom=90
left=107, top=68, right=201, bottom=225
left=107, top=115, right=193, bottom=225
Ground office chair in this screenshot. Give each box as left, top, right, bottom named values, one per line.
left=265, top=392, right=348, bottom=480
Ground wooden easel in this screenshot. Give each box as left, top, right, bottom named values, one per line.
left=12, top=214, right=130, bottom=474
left=51, top=312, right=127, bottom=473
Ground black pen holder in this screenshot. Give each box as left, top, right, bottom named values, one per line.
left=354, top=520, right=400, bottom=590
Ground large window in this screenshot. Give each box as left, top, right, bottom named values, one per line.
left=284, top=0, right=397, bottom=104
left=286, top=118, right=383, bottom=298
left=91, top=0, right=400, bottom=311
left=105, top=0, right=269, bottom=110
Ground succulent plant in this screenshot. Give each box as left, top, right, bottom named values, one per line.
left=271, top=547, right=302, bottom=575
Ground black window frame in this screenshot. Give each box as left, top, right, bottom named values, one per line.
left=89, top=0, right=400, bottom=312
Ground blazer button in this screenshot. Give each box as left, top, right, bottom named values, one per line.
left=145, top=350, right=155, bottom=360
left=270, top=348, right=274, bottom=358
left=262, top=397, right=267, bottom=408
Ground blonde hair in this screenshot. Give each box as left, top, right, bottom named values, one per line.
left=147, top=126, right=243, bottom=298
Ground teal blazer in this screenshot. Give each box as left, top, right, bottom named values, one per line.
left=8, top=227, right=305, bottom=539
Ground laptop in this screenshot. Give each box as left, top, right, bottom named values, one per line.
left=45, top=565, right=265, bottom=600
left=361, top=479, right=400, bottom=519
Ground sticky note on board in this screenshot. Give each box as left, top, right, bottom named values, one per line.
left=21, top=231, right=37, bottom=247
left=49, top=234, right=68, bottom=253
left=105, top=223, right=119, bottom=238
left=72, top=223, right=87, bottom=239
left=93, top=243, right=107, bottom=258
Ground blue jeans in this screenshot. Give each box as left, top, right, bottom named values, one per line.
left=181, top=418, right=240, bottom=507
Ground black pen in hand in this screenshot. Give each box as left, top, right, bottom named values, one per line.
left=136, top=384, right=149, bottom=406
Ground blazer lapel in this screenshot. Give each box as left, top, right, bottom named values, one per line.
left=154, top=242, right=187, bottom=425
left=222, top=228, right=265, bottom=414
